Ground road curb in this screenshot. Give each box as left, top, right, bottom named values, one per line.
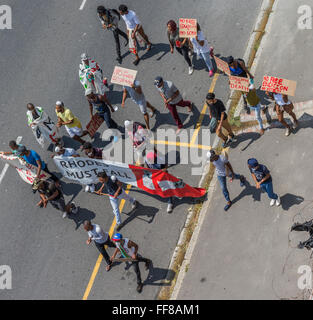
left=157, top=0, right=276, bottom=301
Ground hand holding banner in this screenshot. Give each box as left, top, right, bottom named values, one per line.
left=229, top=76, right=250, bottom=92
left=110, top=66, right=137, bottom=87
left=214, top=56, right=231, bottom=76
left=179, top=18, right=197, bottom=38
left=86, top=113, right=104, bottom=138
left=261, top=76, right=297, bottom=96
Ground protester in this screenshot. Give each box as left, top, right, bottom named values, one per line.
left=51, top=145, right=79, bottom=159
left=118, top=4, right=152, bottom=65
left=247, top=158, right=280, bottom=207
left=96, top=171, right=138, bottom=230
left=15, top=145, right=59, bottom=183
left=167, top=20, right=193, bottom=75
left=35, top=179, right=78, bottom=218
left=242, top=85, right=265, bottom=135
left=227, top=56, right=254, bottom=113
left=144, top=150, right=175, bottom=213
left=97, top=6, right=128, bottom=64
left=154, top=76, right=194, bottom=134
left=124, top=120, right=150, bottom=165
left=55, top=101, right=88, bottom=145
left=189, top=23, right=214, bottom=77
left=84, top=220, right=115, bottom=271
left=122, top=80, right=156, bottom=130
left=79, top=53, right=108, bottom=95
left=206, top=92, right=235, bottom=148
left=266, top=92, right=298, bottom=136
left=0, top=140, right=23, bottom=156
left=110, top=233, right=152, bottom=293
left=207, top=150, right=245, bottom=211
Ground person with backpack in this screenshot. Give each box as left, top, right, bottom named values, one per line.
left=227, top=56, right=254, bottom=113
left=97, top=6, right=128, bottom=64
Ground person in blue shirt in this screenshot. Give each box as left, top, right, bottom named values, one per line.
left=0, top=140, right=23, bottom=156
left=247, top=158, right=280, bottom=207
left=15, top=145, right=59, bottom=183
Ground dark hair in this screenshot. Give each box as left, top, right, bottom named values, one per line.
left=82, top=142, right=93, bottom=150
left=9, top=140, right=17, bottom=148
left=206, top=92, right=215, bottom=100
left=97, top=171, right=108, bottom=178
left=118, top=4, right=128, bottom=12
left=197, top=23, right=201, bottom=32
left=27, top=103, right=35, bottom=109
left=167, top=20, right=177, bottom=32
left=97, top=5, right=106, bottom=14
left=226, top=56, right=234, bottom=64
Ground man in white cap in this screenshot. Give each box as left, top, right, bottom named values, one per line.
left=55, top=101, right=88, bottom=145
left=79, top=53, right=108, bottom=95
left=51, top=145, right=79, bottom=158
left=121, top=80, right=157, bottom=130
left=207, top=149, right=245, bottom=211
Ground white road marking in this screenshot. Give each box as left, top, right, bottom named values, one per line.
left=0, top=136, right=22, bottom=185
left=79, top=0, right=87, bottom=10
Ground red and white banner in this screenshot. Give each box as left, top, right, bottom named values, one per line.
left=53, top=156, right=206, bottom=198
left=0, top=154, right=50, bottom=184
left=260, top=75, right=297, bottom=96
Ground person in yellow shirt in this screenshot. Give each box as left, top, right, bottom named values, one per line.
left=55, top=101, right=87, bottom=144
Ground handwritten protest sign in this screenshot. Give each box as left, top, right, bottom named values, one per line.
left=261, top=76, right=297, bottom=96
left=110, top=66, right=137, bottom=87
left=229, top=76, right=250, bottom=92
left=179, top=18, right=197, bottom=38
left=214, top=56, right=231, bottom=76
left=86, top=113, right=104, bottom=138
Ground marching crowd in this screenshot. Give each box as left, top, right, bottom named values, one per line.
left=0, top=4, right=300, bottom=294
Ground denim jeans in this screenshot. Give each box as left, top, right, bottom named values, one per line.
left=109, top=189, right=136, bottom=225
left=97, top=108, right=118, bottom=129
left=260, top=180, right=278, bottom=200
left=200, top=51, right=213, bottom=71
left=249, top=103, right=264, bottom=130
left=217, top=173, right=242, bottom=202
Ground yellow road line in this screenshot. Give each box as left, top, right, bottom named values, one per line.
left=152, top=139, right=212, bottom=150
left=82, top=184, right=132, bottom=300
left=190, top=72, right=219, bottom=145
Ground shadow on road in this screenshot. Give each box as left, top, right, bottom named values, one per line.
left=280, top=193, right=304, bottom=211
left=68, top=207, right=96, bottom=230
left=231, top=180, right=262, bottom=205
left=229, top=131, right=262, bottom=151
left=140, top=43, right=170, bottom=61
left=143, top=261, right=175, bottom=287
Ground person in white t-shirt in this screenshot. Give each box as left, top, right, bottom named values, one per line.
left=118, top=4, right=152, bottom=65
left=189, top=23, right=215, bottom=77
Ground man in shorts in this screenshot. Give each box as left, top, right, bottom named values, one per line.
left=266, top=92, right=298, bottom=136
left=35, top=179, right=79, bottom=218
left=122, top=80, right=156, bottom=130
left=55, top=101, right=88, bottom=145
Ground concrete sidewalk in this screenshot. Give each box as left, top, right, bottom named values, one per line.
left=176, top=0, right=313, bottom=299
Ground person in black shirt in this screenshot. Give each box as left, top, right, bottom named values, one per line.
left=35, top=180, right=78, bottom=219
left=97, top=6, right=128, bottom=64
left=206, top=92, right=235, bottom=148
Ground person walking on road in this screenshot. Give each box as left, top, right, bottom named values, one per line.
left=0, top=140, right=23, bottom=156
left=35, top=179, right=79, bottom=218
left=84, top=220, right=115, bottom=271
left=265, top=91, right=298, bottom=137
left=167, top=20, right=194, bottom=75
left=122, top=80, right=156, bottom=130
left=207, top=149, right=245, bottom=211
left=189, top=23, right=214, bottom=77
left=247, top=158, right=281, bottom=207
left=206, top=92, right=235, bottom=148
left=110, top=233, right=152, bottom=293
left=97, top=6, right=128, bottom=64
left=118, top=4, right=152, bottom=65
left=55, top=101, right=88, bottom=145
left=95, top=171, right=138, bottom=230
left=51, top=145, right=79, bottom=159
left=154, top=76, right=194, bottom=134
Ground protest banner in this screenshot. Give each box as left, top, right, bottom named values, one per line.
left=110, top=66, right=137, bottom=87
left=229, top=75, right=250, bottom=92
left=179, top=18, right=197, bottom=38
left=53, top=156, right=206, bottom=198
left=261, top=76, right=297, bottom=96
left=86, top=113, right=104, bottom=138
left=0, top=154, right=50, bottom=185
left=214, top=56, right=231, bottom=76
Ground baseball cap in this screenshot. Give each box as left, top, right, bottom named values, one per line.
left=206, top=150, right=217, bottom=162
left=16, top=145, right=27, bottom=156
left=54, top=146, right=62, bottom=153
left=81, top=53, right=89, bottom=60
left=247, top=158, right=259, bottom=168
left=133, top=80, right=140, bottom=87
left=249, top=84, right=255, bottom=90
left=85, top=87, right=93, bottom=96
left=154, top=76, right=163, bottom=86
left=56, top=101, right=64, bottom=106
left=124, top=120, right=131, bottom=128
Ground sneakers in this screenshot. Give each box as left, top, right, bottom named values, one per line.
left=62, top=212, right=68, bottom=219
left=239, top=176, right=246, bottom=187
left=188, top=66, right=194, bottom=75
left=293, top=120, right=299, bottom=129
left=167, top=203, right=173, bottom=213
left=85, top=185, right=95, bottom=193
left=116, top=56, right=122, bottom=64
left=70, top=202, right=79, bottom=214
left=224, top=202, right=232, bottom=211
left=222, top=140, right=228, bottom=148
left=85, top=185, right=90, bottom=192
left=275, top=197, right=281, bottom=207
left=136, top=283, right=143, bottom=293
left=270, top=199, right=275, bottom=206
left=209, top=70, right=214, bottom=77
left=145, top=259, right=152, bottom=270
left=228, top=135, right=235, bottom=144
left=188, top=50, right=192, bottom=57
left=131, top=200, right=138, bottom=210
left=285, top=127, right=291, bottom=136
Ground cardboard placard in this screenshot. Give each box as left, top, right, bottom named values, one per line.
left=110, top=66, right=137, bottom=87
left=179, top=18, right=197, bottom=38
left=261, top=76, right=297, bottom=96
left=86, top=113, right=104, bottom=137
left=214, top=56, right=230, bottom=76
left=229, top=76, right=250, bottom=92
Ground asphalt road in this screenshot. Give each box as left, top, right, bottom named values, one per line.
left=0, top=0, right=261, bottom=299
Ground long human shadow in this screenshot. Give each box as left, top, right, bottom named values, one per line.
left=231, top=179, right=262, bottom=205
left=229, top=131, right=262, bottom=151
left=140, top=43, right=170, bottom=61
left=280, top=193, right=304, bottom=211
left=68, top=207, right=96, bottom=230
left=143, top=261, right=175, bottom=287
left=151, top=107, right=190, bottom=130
